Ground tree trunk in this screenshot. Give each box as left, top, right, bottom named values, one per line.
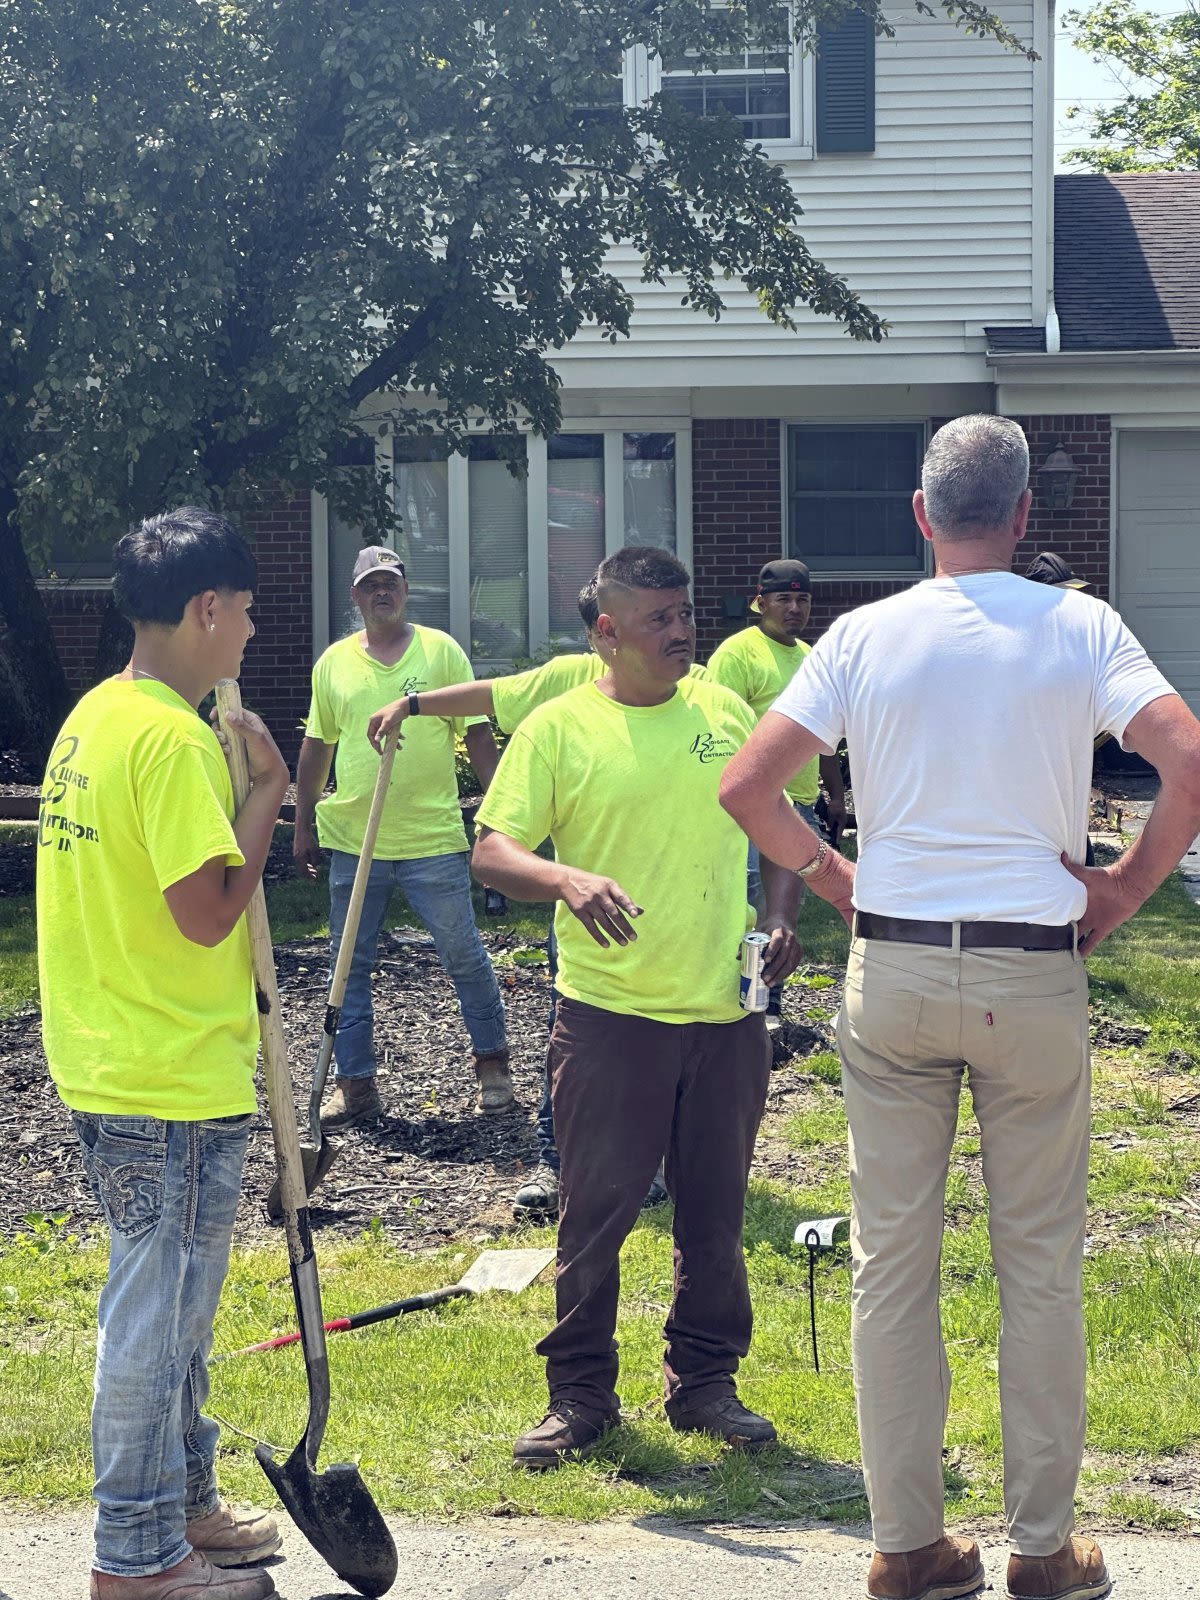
left=0, top=482, right=74, bottom=762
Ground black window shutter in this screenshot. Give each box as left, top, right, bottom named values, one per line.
left=816, top=10, right=875, bottom=154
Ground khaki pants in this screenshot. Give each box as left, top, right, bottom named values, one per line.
left=837, top=934, right=1090, bottom=1556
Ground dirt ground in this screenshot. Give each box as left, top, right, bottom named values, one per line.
left=0, top=916, right=842, bottom=1246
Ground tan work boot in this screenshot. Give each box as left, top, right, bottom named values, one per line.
left=472, top=1050, right=515, bottom=1113
left=320, top=1074, right=382, bottom=1129
left=186, top=1502, right=281, bottom=1568
left=867, top=1535, right=984, bottom=1600
left=90, top=1550, right=276, bottom=1600
left=1006, top=1536, right=1110, bottom=1600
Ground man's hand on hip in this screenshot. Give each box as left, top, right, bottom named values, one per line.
left=1061, top=853, right=1139, bottom=955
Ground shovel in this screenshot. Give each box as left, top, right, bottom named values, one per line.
left=216, top=680, right=398, bottom=1599
left=219, top=1246, right=556, bottom=1359
left=265, top=725, right=401, bottom=1221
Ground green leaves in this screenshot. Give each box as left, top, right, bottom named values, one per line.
left=1064, top=0, right=1200, bottom=171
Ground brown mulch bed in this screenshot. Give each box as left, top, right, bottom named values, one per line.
left=0, top=931, right=841, bottom=1247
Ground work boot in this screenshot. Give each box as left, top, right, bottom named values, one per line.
left=319, top=1075, right=382, bottom=1129
left=186, top=1503, right=282, bottom=1568
left=90, top=1551, right=276, bottom=1600
left=1006, top=1537, right=1110, bottom=1600
left=473, top=1050, right=515, bottom=1114
left=513, top=1405, right=619, bottom=1471
left=665, top=1393, right=778, bottom=1451
left=513, top=1162, right=559, bottom=1219
left=867, top=1536, right=984, bottom=1600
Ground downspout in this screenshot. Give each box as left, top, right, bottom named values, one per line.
left=1042, top=0, right=1059, bottom=352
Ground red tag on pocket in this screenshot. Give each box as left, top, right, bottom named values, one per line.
left=986, top=1011, right=994, bottom=1026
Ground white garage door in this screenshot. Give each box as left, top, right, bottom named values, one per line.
left=1117, top=430, right=1200, bottom=716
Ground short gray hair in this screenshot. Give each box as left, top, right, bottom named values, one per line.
left=921, top=415, right=1030, bottom=538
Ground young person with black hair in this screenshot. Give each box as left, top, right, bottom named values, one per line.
left=38, top=507, right=288, bottom=1600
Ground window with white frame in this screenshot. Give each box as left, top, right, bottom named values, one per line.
left=658, top=5, right=794, bottom=143
left=787, top=424, right=926, bottom=576
left=317, top=427, right=691, bottom=663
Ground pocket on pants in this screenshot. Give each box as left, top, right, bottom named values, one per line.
left=975, top=973, right=1088, bottom=1095
left=73, top=1114, right=168, bottom=1238
left=839, top=971, right=924, bottom=1065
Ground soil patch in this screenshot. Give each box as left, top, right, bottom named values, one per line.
left=0, top=935, right=841, bottom=1246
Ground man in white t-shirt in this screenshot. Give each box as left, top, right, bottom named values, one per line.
left=720, top=415, right=1200, bottom=1600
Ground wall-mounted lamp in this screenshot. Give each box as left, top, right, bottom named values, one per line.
left=1038, top=442, right=1079, bottom=512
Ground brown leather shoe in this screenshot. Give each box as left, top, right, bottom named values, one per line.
left=512, top=1405, right=619, bottom=1470
left=186, top=1503, right=281, bottom=1568
left=319, top=1075, right=382, bottom=1129
left=1006, top=1536, right=1110, bottom=1600
left=473, top=1050, right=515, bottom=1114
left=666, top=1393, right=778, bottom=1451
left=867, top=1535, right=984, bottom=1600
left=90, top=1551, right=276, bottom=1600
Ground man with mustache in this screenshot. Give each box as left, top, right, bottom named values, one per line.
left=295, top=546, right=510, bottom=1124
left=472, top=544, right=802, bottom=1469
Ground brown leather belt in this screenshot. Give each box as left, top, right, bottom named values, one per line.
left=854, top=912, right=1075, bottom=952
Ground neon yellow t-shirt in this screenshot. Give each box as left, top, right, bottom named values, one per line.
left=36, top=679, right=258, bottom=1119
left=492, top=654, right=604, bottom=734
left=476, top=676, right=757, bottom=1024
left=307, top=627, right=485, bottom=860
left=705, top=625, right=819, bottom=803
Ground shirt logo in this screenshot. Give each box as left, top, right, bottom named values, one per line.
left=39, top=734, right=100, bottom=853
left=689, top=731, right=737, bottom=765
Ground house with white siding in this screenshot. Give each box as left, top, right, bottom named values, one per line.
left=44, top=1, right=1200, bottom=734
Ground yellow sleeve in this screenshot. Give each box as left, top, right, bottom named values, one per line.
left=474, top=726, right=556, bottom=850
left=705, top=636, right=755, bottom=705
left=135, top=737, right=245, bottom=892
left=305, top=654, right=340, bottom=743
left=430, top=636, right=488, bottom=735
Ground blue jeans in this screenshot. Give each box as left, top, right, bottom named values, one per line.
left=328, top=849, right=507, bottom=1077
left=72, top=1112, right=252, bottom=1577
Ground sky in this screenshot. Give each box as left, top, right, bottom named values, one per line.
left=1053, top=0, right=1165, bottom=169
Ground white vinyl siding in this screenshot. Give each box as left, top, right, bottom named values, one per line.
left=557, top=1, right=1036, bottom=382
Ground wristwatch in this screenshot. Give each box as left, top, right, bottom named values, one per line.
left=407, top=693, right=420, bottom=717
left=797, top=838, right=828, bottom=879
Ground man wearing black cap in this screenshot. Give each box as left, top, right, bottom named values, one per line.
left=706, top=560, right=846, bottom=1013
left=1024, top=551, right=1089, bottom=590
left=294, top=546, right=510, bottom=1125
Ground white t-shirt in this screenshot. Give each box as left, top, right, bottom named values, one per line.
left=773, top=573, right=1174, bottom=923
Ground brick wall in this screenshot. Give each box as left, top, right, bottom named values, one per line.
left=1009, top=414, right=1111, bottom=598
left=238, top=495, right=314, bottom=752
left=41, top=495, right=313, bottom=756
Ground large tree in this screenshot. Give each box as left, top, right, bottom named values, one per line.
left=1, top=0, right=1026, bottom=755
left=1064, top=0, right=1200, bottom=170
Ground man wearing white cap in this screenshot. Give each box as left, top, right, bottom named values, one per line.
left=295, top=546, right=510, bottom=1125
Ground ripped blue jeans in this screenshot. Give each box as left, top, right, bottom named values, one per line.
left=71, top=1112, right=251, bottom=1577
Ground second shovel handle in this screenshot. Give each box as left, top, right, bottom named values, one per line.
left=328, top=730, right=400, bottom=1011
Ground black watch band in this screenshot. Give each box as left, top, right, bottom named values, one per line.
left=408, top=693, right=420, bottom=717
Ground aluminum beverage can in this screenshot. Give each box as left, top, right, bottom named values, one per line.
left=739, top=931, right=771, bottom=1013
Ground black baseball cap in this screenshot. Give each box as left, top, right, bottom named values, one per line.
left=756, top=559, right=812, bottom=596
left=1024, top=551, right=1088, bottom=590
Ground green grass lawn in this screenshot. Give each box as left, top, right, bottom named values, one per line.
left=3, top=829, right=1200, bottom=1529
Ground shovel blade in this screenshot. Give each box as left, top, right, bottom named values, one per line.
left=265, top=1136, right=341, bottom=1221
left=457, top=1246, right=556, bottom=1296
left=256, top=1439, right=397, bottom=1597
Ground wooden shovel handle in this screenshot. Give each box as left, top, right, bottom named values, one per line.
left=215, top=679, right=309, bottom=1233
left=328, top=729, right=400, bottom=1010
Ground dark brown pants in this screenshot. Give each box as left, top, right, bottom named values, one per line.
left=539, top=997, right=771, bottom=1420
